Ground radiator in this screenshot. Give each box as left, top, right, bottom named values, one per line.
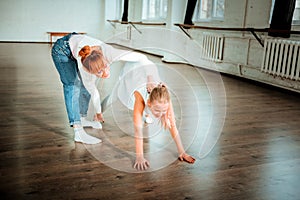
left=261, top=39, right=300, bottom=81
left=200, top=33, right=224, bottom=62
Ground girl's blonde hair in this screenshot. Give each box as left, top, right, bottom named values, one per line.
left=78, top=45, right=107, bottom=73
left=149, top=83, right=170, bottom=104
left=149, top=83, right=174, bottom=129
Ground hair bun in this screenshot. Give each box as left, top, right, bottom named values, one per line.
left=157, top=82, right=166, bottom=88
left=79, top=45, right=91, bottom=59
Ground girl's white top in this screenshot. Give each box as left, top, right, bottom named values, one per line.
left=117, top=60, right=160, bottom=111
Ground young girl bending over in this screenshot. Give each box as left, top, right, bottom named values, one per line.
left=132, top=82, right=195, bottom=170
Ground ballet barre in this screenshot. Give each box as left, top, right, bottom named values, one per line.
left=47, top=32, right=86, bottom=44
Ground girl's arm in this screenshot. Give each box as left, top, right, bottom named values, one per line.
left=167, top=100, right=196, bottom=164
left=133, top=91, right=150, bottom=170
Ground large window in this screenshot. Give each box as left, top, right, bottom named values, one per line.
left=193, top=0, right=225, bottom=22
left=116, top=0, right=124, bottom=20
left=142, top=0, right=168, bottom=21
left=293, top=0, right=300, bottom=25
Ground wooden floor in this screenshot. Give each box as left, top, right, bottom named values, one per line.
left=0, top=43, right=300, bottom=200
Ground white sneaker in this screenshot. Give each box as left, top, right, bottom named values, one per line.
left=74, top=127, right=102, bottom=144
left=81, top=117, right=102, bottom=129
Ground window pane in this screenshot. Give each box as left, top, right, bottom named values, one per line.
left=193, top=0, right=225, bottom=21
left=213, top=0, right=224, bottom=18
left=142, top=0, right=168, bottom=21
left=201, top=0, right=211, bottom=19
left=116, top=0, right=124, bottom=20
left=293, top=0, right=300, bottom=24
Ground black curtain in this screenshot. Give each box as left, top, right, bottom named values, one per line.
left=121, top=0, right=129, bottom=22
left=184, top=0, right=198, bottom=25
left=269, top=0, right=296, bottom=38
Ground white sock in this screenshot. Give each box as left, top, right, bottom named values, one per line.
left=74, top=127, right=102, bottom=144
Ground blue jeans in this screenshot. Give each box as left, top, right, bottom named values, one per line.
left=51, top=33, right=91, bottom=127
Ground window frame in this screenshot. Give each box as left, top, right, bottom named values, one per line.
left=293, top=0, right=300, bottom=25
left=141, top=0, right=168, bottom=22
left=193, top=0, right=225, bottom=22
left=116, top=0, right=124, bottom=20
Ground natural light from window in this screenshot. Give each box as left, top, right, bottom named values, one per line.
left=293, top=0, right=300, bottom=25
left=142, top=0, right=168, bottom=21
left=193, top=0, right=225, bottom=22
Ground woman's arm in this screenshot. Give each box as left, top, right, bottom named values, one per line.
left=167, top=100, right=196, bottom=164
left=133, top=91, right=150, bottom=170
left=77, top=62, right=104, bottom=121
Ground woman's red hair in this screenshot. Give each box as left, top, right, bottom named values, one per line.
left=78, top=45, right=107, bottom=73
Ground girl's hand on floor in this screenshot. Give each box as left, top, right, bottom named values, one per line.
left=134, top=156, right=150, bottom=171
left=179, top=153, right=196, bottom=164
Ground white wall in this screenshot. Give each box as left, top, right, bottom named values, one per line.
left=0, top=0, right=105, bottom=42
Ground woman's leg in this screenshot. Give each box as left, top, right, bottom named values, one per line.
left=51, top=41, right=81, bottom=127
left=51, top=35, right=101, bottom=144
left=79, top=81, right=91, bottom=117
left=79, top=82, right=102, bottom=129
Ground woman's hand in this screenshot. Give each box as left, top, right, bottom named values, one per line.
left=94, top=113, right=104, bottom=123
left=179, top=153, right=196, bottom=164
left=134, top=155, right=150, bottom=171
